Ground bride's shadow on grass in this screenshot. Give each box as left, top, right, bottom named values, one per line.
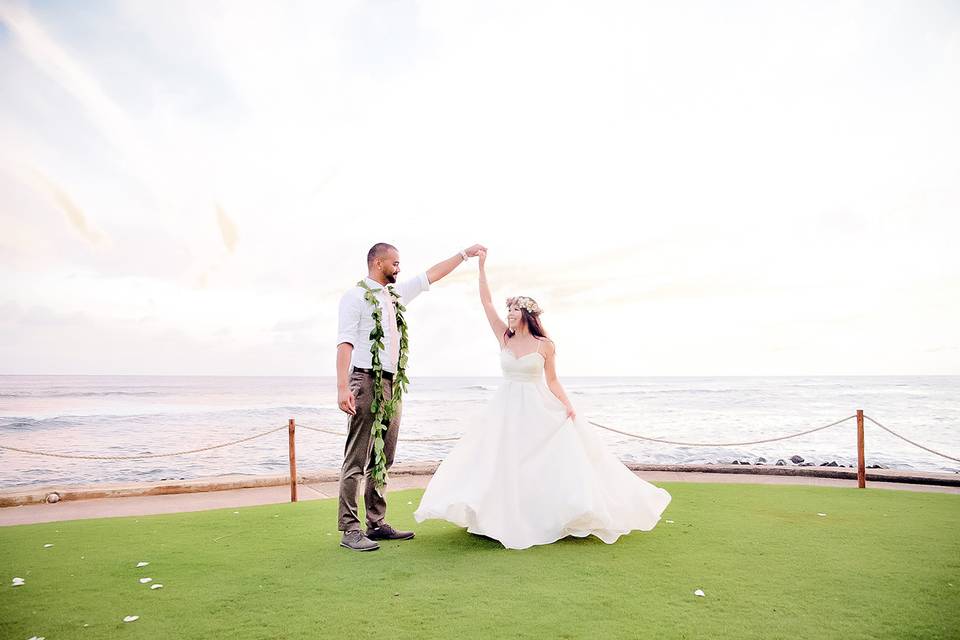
left=427, top=525, right=611, bottom=553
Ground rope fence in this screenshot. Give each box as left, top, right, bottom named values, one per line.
left=298, top=424, right=461, bottom=442
left=2, top=412, right=957, bottom=499
left=864, top=415, right=960, bottom=463
left=0, top=424, right=289, bottom=460
left=586, top=415, right=858, bottom=447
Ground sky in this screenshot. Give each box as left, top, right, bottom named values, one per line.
left=1, top=0, right=958, bottom=377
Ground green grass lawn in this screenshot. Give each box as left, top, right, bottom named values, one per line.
left=2, top=483, right=959, bottom=639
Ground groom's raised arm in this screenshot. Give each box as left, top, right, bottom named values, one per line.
left=425, top=244, right=486, bottom=284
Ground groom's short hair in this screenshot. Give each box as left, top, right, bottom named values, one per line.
left=367, top=242, right=398, bottom=266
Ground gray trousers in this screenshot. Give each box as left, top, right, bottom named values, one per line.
left=337, top=368, right=401, bottom=532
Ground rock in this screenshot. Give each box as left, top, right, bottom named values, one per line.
left=46, top=492, right=60, bottom=504
left=775, top=459, right=786, bottom=466
left=757, top=457, right=767, bottom=463
left=801, top=462, right=814, bottom=466
left=731, top=460, right=740, bottom=465
left=790, top=455, right=804, bottom=464
left=826, top=461, right=839, bottom=467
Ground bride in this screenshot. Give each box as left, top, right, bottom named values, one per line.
left=414, top=250, right=672, bottom=549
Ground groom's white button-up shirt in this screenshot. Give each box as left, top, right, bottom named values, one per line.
left=337, top=273, right=430, bottom=374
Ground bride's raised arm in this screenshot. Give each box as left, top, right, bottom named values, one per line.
left=478, top=250, right=508, bottom=345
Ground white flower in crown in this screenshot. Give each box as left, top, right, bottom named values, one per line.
left=506, top=296, right=543, bottom=315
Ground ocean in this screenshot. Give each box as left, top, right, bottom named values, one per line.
left=1, top=375, right=957, bottom=489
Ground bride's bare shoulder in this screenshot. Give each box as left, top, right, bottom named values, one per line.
left=537, top=337, right=556, bottom=355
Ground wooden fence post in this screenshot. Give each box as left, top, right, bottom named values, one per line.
left=856, top=409, right=865, bottom=489
left=288, top=418, right=298, bottom=502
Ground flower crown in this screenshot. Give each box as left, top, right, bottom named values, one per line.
left=506, top=296, right=543, bottom=315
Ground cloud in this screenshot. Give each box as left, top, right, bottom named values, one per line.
left=0, top=3, right=141, bottom=170
left=31, top=170, right=105, bottom=245
left=1, top=2, right=958, bottom=375
left=216, top=204, right=239, bottom=253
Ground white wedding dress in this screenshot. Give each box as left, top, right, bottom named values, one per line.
left=414, top=342, right=672, bottom=550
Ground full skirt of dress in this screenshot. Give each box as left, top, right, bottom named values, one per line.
left=413, top=370, right=672, bottom=550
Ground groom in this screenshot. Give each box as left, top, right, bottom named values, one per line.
left=335, top=242, right=485, bottom=551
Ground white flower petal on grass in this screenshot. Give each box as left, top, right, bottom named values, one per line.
left=150, top=584, right=163, bottom=590
left=27, top=636, right=46, bottom=639
left=407, top=501, right=413, bottom=505
left=136, top=562, right=149, bottom=568
left=694, top=589, right=705, bottom=597
left=12, top=577, right=25, bottom=586
left=43, top=544, right=54, bottom=548
left=233, top=511, right=239, bottom=514
left=123, top=616, right=139, bottom=623
left=666, top=520, right=674, bottom=524
left=139, top=578, right=152, bottom=584
left=817, top=513, right=827, bottom=517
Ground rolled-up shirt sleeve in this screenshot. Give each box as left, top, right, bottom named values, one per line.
left=395, top=271, right=431, bottom=304
left=336, top=292, right=361, bottom=347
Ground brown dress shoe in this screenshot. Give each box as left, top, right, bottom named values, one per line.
left=366, top=523, right=415, bottom=541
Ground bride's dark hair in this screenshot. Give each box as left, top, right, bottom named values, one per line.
left=504, top=297, right=550, bottom=343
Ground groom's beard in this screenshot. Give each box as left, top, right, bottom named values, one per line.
left=385, top=272, right=398, bottom=283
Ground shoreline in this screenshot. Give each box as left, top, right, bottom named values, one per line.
left=2, top=461, right=958, bottom=508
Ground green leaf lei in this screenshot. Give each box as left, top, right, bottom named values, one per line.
left=357, top=280, right=410, bottom=494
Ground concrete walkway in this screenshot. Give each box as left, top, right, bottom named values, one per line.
left=2, top=468, right=957, bottom=527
